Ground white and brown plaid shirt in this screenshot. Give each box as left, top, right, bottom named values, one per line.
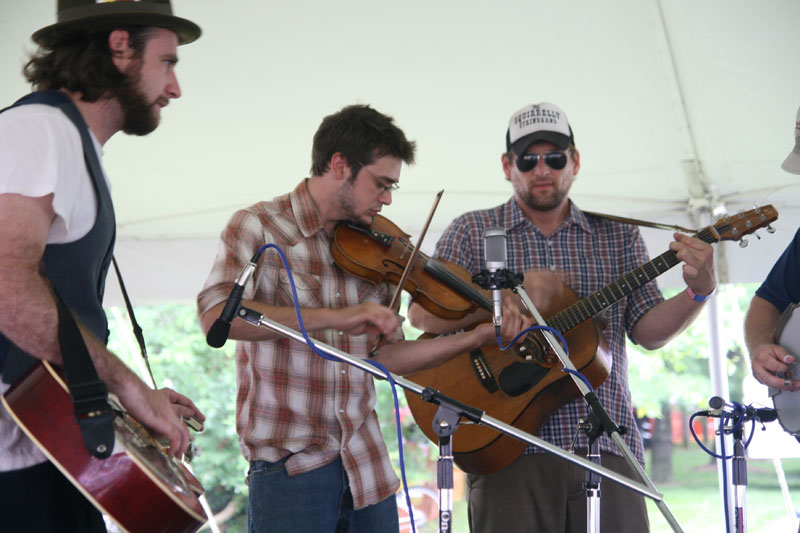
left=197, top=179, right=402, bottom=509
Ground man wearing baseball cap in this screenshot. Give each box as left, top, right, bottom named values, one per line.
left=410, top=102, right=716, bottom=532
left=745, top=106, right=800, bottom=393
left=0, top=1, right=203, bottom=531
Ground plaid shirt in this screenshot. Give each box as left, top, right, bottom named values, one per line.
left=434, top=198, right=664, bottom=463
left=197, top=179, right=402, bottom=509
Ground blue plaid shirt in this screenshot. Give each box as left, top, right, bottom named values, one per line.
left=434, top=198, right=664, bottom=463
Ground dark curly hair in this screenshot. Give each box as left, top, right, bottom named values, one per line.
left=310, top=104, right=416, bottom=177
left=24, top=26, right=156, bottom=102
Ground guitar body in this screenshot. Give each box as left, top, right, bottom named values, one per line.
left=405, top=282, right=611, bottom=474
left=1, top=361, right=207, bottom=533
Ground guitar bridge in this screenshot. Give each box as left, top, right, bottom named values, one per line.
left=470, top=349, right=499, bottom=393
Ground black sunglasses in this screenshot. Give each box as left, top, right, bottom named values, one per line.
left=515, top=151, right=569, bottom=172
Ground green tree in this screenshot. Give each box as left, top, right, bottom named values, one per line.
left=106, top=304, right=248, bottom=521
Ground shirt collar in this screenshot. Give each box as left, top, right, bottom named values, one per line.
left=504, top=197, right=593, bottom=235
left=289, top=178, right=326, bottom=238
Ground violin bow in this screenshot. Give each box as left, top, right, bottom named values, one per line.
left=369, top=190, right=443, bottom=356
left=386, top=189, right=444, bottom=313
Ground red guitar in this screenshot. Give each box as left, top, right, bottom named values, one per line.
left=2, top=361, right=208, bottom=533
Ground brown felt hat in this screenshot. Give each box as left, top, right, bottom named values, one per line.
left=32, top=0, right=201, bottom=46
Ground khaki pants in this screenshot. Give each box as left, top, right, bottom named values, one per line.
left=467, top=450, right=649, bottom=533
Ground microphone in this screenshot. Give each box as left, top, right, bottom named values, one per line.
left=206, top=260, right=257, bottom=348
left=708, top=396, right=726, bottom=410
left=701, top=396, right=778, bottom=423
left=483, top=227, right=508, bottom=330
left=748, top=406, right=778, bottom=423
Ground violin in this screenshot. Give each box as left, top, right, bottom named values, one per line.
left=330, top=215, right=493, bottom=320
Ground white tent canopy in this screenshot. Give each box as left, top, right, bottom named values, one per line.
left=3, top=1, right=800, bottom=528
left=2, top=0, right=798, bottom=305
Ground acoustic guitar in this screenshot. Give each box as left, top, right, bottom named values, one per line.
left=2, top=360, right=208, bottom=533
left=404, top=205, right=778, bottom=474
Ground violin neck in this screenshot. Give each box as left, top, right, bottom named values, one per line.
left=424, top=260, right=493, bottom=312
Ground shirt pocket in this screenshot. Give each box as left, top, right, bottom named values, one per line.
left=278, top=270, right=322, bottom=308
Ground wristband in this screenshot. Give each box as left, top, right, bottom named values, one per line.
left=686, top=286, right=713, bottom=302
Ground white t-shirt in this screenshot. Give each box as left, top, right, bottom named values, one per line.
left=0, top=102, right=108, bottom=471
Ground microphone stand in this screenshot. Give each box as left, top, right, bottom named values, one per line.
left=731, top=420, right=747, bottom=533
left=706, top=402, right=777, bottom=533
left=232, top=305, right=663, bottom=533
left=502, top=270, right=684, bottom=533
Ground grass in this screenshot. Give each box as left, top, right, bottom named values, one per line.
left=647, top=447, right=800, bottom=532
left=408, top=447, right=800, bottom=532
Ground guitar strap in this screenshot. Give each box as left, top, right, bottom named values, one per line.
left=54, top=288, right=115, bottom=459
left=583, top=210, right=697, bottom=234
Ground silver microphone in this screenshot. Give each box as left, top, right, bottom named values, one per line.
left=483, top=227, right=508, bottom=329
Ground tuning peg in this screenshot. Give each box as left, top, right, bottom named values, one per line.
left=739, top=239, right=749, bottom=248
left=767, top=225, right=776, bottom=234
left=755, top=232, right=762, bottom=240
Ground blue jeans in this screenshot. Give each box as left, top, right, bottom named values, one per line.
left=247, top=456, right=399, bottom=533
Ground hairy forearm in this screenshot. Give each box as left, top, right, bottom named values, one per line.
left=201, top=299, right=342, bottom=342
left=744, top=296, right=781, bottom=354
left=0, top=267, right=142, bottom=396
left=373, top=327, right=490, bottom=375
left=632, top=291, right=706, bottom=350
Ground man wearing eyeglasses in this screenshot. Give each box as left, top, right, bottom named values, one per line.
left=197, top=104, right=531, bottom=533
left=410, top=102, right=716, bottom=532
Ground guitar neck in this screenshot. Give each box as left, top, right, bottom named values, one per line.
left=548, top=225, right=719, bottom=333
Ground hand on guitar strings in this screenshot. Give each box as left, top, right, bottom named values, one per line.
left=118, top=381, right=206, bottom=458
left=670, top=232, right=717, bottom=296
left=476, top=298, right=534, bottom=347
left=752, top=346, right=800, bottom=392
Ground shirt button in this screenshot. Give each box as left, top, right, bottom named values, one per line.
left=340, top=369, right=346, bottom=375
left=336, top=292, right=341, bottom=298
left=339, top=409, right=344, bottom=414
left=338, top=331, right=344, bottom=336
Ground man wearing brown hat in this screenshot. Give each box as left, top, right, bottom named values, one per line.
left=410, top=102, right=716, bottom=532
left=745, top=106, right=800, bottom=392
left=0, top=1, right=203, bottom=531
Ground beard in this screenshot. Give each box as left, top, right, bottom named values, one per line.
left=115, top=64, right=160, bottom=136
left=516, top=187, right=569, bottom=212
left=334, top=171, right=372, bottom=226
left=512, top=175, right=572, bottom=212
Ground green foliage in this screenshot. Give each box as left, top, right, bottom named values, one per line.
left=628, top=284, right=759, bottom=418
left=106, top=304, right=248, bottom=513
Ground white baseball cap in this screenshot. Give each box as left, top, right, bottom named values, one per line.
left=505, top=102, right=574, bottom=155
left=781, top=105, right=800, bottom=175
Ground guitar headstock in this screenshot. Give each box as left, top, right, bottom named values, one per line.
left=711, top=205, right=778, bottom=242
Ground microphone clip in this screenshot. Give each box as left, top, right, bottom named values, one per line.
left=472, top=268, right=522, bottom=290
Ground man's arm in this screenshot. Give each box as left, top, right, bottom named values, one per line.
left=744, top=295, right=796, bottom=390
left=199, top=298, right=405, bottom=342
left=631, top=232, right=716, bottom=349
left=375, top=300, right=532, bottom=375
left=0, top=193, right=202, bottom=457
left=200, top=291, right=532, bottom=376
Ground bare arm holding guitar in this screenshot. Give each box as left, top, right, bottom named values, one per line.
left=630, top=232, right=717, bottom=350
left=744, top=295, right=798, bottom=391
left=0, top=193, right=203, bottom=457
